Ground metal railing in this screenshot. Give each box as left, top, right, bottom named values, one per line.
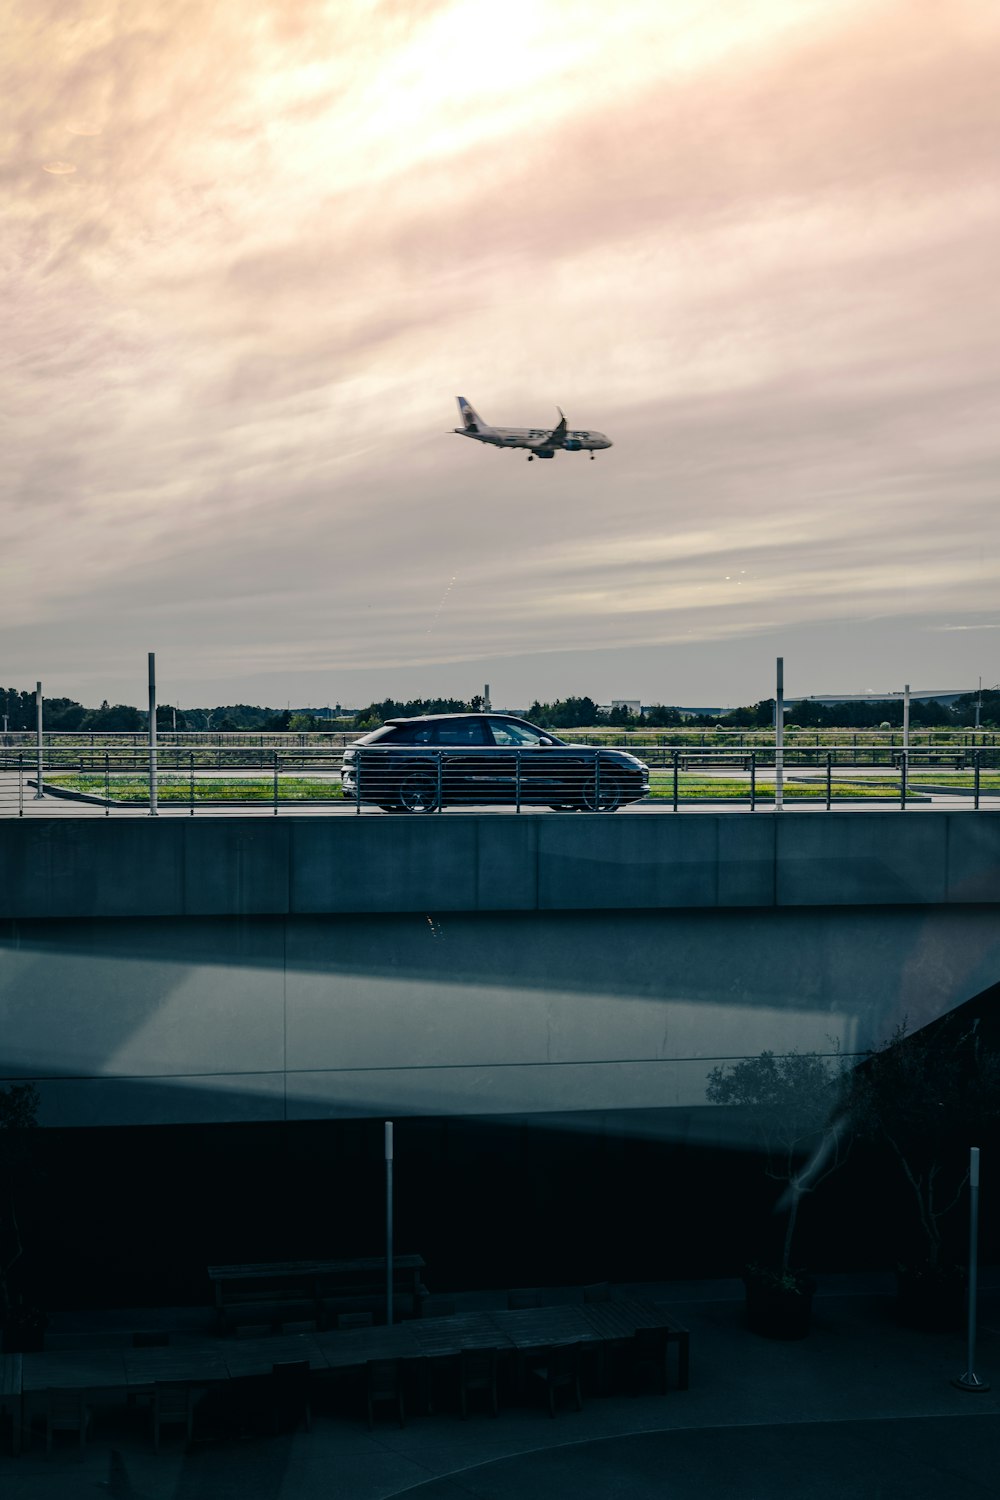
left=0, top=745, right=996, bottom=817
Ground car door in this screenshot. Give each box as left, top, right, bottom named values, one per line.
left=484, top=720, right=561, bottom=804
left=430, top=718, right=495, bottom=806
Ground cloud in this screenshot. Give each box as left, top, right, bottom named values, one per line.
left=3, top=0, right=1000, bottom=702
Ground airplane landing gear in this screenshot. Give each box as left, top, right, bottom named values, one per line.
left=527, top=455, right=534, bottom=462
left=590, top=452, right=595, bottom=460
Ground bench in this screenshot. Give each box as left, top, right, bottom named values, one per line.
left=208, top=1256, right=428, bottom=1330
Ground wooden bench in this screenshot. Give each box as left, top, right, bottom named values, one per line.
left=207, top=1256, right=428, bottom=1330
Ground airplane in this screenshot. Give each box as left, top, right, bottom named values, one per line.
left=452, top=397, right=612, bottom=461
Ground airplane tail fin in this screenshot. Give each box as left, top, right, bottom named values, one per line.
left=455, top=397, right=495, bottom=435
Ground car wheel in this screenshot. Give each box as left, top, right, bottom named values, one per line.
left=398, top=772, right=440, bottom=813
left=579, top=775, right=624, bottom=813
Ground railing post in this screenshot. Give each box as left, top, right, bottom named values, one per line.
left=954, top=1146, right=989, bottom=1392
left=750, top=751, right=756, bottom=811
left=355, top=749, right=362, bottom=813
left=105, top=751, right=110, bottom=816
left=34, top=682, right=44, bottom=798
left=826, top=751, right=832, bottom=811
left=672, top=749, right=679, bottom=812
left=436, top=749, right=443, bottom=813
left=148, top=653, right=158, bottom=817
left=18, top=753, right=24, bottom=816
left=273, top=750, right=279, bottom=816
left=191, top=752, right=196, bottom=816
left=774, top=657, right=784, bottom=813
left=900, top=748, right=907, bottom=810
left=595, top=749, right=601, bottom=811
left=385, top=1122, right=394, bottom=1326
left=515, top=749, right=521, bottom=812
left=974, top=750, right=981, bottom=811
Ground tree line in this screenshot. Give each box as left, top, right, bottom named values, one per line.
left=2, top=686, right=998, bottom=734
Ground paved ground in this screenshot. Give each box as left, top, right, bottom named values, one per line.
left=4, top=1274, right=999, bottom=1499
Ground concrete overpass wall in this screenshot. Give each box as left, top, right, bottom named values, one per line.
left=2, top=813, right=999, bottom=1129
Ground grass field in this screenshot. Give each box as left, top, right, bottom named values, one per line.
left=46, top=775, right=344, bottom=803
left=46, top=773, right=933, bottom=805
left=645, top=776, right=928, bottom=801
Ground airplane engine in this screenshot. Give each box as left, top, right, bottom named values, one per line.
left=536, top=448, right=554, bottom=459
left=563, top=439, right=582, bottom=451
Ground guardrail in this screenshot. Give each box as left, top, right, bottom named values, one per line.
left=0, top=746, right=995, bottom=816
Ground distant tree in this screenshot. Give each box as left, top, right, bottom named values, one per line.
left=718, top=700, right=776, bottom=729
left=43, top=697, right=87, bottom=732
left=84, top=703, right=144, bottom=732
left=155, top=706, right=186, bottom=731
left=349, top=698, right=469, bottom=730
left=847, top=1017, right=1000, bottom=1271
left=786, top=701, right=833, bottom=729
left=526, top=696, right=599, bottom=729
left=0, top=689, right=38, bottom=732
left=263, top=711, right=292, bottom=731
left=909, top=700, right=956, bottom=728
left=288, top=712, right=325, bottom=732
left=605, top=703, right=638, bottom=728
left=643, top=705, right=683, bottom=727
left=953, top=689, right=1000, bottom=728
left=706, top=1050, right=851, bottom=1272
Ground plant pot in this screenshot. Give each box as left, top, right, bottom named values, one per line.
left=895, top=1264, right=967, bottom=1332
left=744, top=1274, right=816, bottom=1340
left=2, top=1322, right=45, bottom=1353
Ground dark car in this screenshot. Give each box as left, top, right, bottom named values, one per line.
left=340, top=714, right=649, bottom=813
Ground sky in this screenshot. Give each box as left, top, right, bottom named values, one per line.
left=4, top=0, right=1000, bottom=710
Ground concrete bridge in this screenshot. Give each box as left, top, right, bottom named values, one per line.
left=2, top=812, right=999, bottom=1131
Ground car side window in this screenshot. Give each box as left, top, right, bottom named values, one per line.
left=489, top=721, right=546, bottom=746
left=387, top=723, right=434, bottom=744
left=433, top=720, right=488, bottom=745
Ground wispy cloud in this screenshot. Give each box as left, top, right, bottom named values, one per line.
left=4, top=0, right=1000, bottom=702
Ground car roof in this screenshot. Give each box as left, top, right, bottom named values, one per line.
left=385, top=712, right=520, bottom=725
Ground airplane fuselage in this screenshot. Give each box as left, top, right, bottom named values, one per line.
left=453, top=397, right=612, bottom=459
left=453, top=425, right=612, bottom=456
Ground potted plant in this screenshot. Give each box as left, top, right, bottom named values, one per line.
left=741, top=1262, right=816, bottom=1341
left=1, top=1298, right=47, bottom=1353
left=706, top=1048, right=851, bottom=1339
left=847, top=1015, right=1000, bottom=1330
left=0, top=1083, right=43, bottom=1351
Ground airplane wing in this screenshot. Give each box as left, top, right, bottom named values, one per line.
left=529, top=408, right=567, bottom=449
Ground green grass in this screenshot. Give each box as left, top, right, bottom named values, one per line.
left=645, top=776, right=928, bottom=801
left=47, top=775, right=344, bottom=803
left=908, top=773, right=1000, bottom=788
left=46, top=773, right=932, bottom=805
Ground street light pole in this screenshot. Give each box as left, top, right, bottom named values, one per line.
left=385, top=1121, right=394, bottom=1326
left=34, top=682, right=44, bottom=799
left=148, top=653, right=158, bottom=817
left=775, top=657, right=784, bottom=812
left=954, top=1146, right=989, bottom=1392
